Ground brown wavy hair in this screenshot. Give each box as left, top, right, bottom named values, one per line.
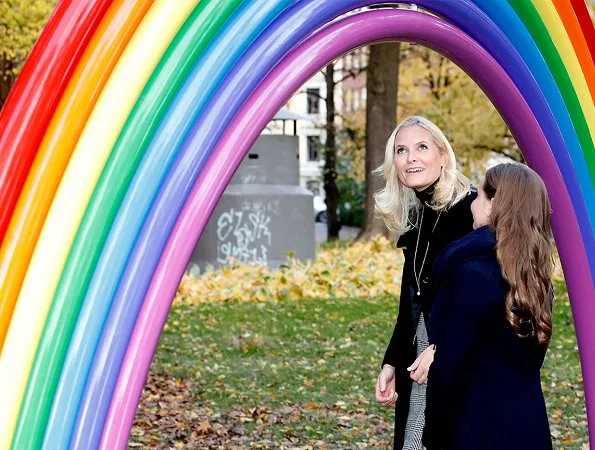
left=483, top=164, right=554, bottom=346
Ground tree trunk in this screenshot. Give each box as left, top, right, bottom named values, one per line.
left=358, top=42, right=401, bottom=241
left=324, top=62, right=341, bottom=241
left=0, top=54, right=15, bottom=111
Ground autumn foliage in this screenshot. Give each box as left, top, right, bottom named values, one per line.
left=177, top=237, right=403, bottom=304
left=0, top=1, right=57, bottom=73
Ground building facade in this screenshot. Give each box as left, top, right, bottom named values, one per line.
left=278, top=48, right=369, bottom=196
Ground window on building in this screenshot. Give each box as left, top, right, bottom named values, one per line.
left=344, top=90, right=352, bottom=113
left=346, top=52, right=353, bottom=70
left=353, top=50, right=360, bottom=71
left=307, top=135, right=321, bottom=161
left=353, top=89, right=360, bottom=111
left=306, top=88, right=320, bottom=114
left=362, top=47, right=369, bottom=67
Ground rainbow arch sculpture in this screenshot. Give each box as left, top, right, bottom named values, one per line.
left=0, top=0, right=593, bottom=448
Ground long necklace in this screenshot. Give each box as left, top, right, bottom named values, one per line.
left=413, top=204, right=442, bottom=296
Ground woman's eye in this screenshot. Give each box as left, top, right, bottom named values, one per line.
left=395, top=147, right=406, bottom=155
left=419, top=144, right=428, bottom=151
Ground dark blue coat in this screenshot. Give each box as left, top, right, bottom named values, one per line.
left=423, top=226, right=553, bottom=450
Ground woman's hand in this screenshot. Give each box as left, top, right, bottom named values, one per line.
left=408, top=344, right=436, bottom=384
left=375, top=364, right=397, bottom=406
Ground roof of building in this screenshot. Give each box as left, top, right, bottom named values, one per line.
left=273, top=107, right=312, bottom=121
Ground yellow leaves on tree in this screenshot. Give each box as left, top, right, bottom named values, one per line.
left=398, top=45, right=521, bottom=180
left=177, top=236, right=403, bottom=304
left=337, top=44, right=521, bottom=189
left=0, top=0, right=57, bottom=76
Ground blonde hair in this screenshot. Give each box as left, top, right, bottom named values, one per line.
left=373, top=116, right=471, bottom=233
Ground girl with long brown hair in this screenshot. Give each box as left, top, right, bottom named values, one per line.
left=422, top=163, right=554, bottom=450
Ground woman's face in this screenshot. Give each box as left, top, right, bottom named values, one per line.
left=471, top=183, right=492, bottom=229
left=393, top=125, right=446, bottom=191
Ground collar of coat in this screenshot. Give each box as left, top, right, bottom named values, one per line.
left=433, top=225, right=497, bottom=284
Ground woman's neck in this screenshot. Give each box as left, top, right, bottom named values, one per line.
left=414, top=178, right=440, bottom=204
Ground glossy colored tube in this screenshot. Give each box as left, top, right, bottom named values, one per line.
left=0, top=0, right=112, bottom=246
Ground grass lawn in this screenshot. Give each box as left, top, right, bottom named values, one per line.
left=131, top=279, right=588, bottom=449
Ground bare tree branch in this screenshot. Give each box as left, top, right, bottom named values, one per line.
left=336, top=66, right=367, bottom=84
left=294, top=88, right=327, bottom=102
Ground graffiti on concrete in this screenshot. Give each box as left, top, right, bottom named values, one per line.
left=216, top=201, right=277, bottom=265
left=239, top=173, right=267, bottom=184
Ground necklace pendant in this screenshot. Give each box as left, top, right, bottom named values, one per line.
left=417, top=290, right=421, bottom=296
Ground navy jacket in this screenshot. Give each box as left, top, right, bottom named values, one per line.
left=423, top=226, right=552, bottom=450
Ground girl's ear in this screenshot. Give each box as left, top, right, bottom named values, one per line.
left=486, top=198, right=493, bottom=217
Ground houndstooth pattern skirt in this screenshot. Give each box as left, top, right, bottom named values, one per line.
left=402, top=313, right=429, bottom=450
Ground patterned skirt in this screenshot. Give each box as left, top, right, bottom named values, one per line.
left=402, top=313, right=429, bottom=450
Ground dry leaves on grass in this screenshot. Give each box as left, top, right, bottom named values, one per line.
left=131, top=372, right=393, bottom=449
left=177, top=237, right=403, bottom=305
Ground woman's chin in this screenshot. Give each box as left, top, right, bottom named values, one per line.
left=408, top=180, right=432, bottom=191
left=399, top=172, right=439, bottom=191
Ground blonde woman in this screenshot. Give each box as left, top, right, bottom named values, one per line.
left=373, top=116, right=475, bottom=449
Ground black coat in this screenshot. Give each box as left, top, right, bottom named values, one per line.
left=423, top=226, right=553, bottom=450
left=382, top=187, right=476, bottom=449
